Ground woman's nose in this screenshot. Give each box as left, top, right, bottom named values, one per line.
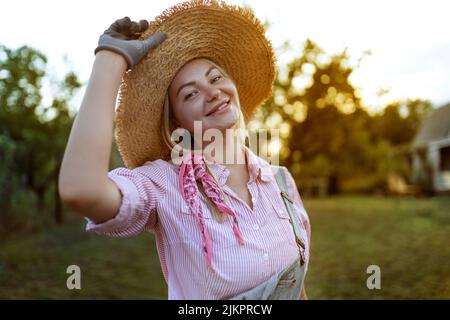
left=206, top=87, right=221, bottom=102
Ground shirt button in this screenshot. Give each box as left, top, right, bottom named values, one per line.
left=263, top=253, right=269, bottom=260
left=253, top=224, right=259, bottom=230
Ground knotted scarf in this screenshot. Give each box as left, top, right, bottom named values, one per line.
left=178, top=152, right=245, bottom=272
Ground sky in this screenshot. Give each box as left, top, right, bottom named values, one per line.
left=1, top=0, right=450, bottom=114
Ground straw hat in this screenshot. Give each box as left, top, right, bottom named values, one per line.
left=116, top=0, right=276, bottom=169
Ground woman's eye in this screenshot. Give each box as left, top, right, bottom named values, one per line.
left=212, top=75, right=222, bottom=82
left=184, top=91, right=197, bottom=100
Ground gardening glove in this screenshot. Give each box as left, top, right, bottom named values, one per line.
left=95, top=16, right=167, bottom=70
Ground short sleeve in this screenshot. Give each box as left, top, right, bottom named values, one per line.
left=281, top=167, right=311, bottom=250
left=85, top=163, right=167, bottom=237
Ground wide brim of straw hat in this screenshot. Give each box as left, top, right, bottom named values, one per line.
left=116, top=0, right=276, bottom=169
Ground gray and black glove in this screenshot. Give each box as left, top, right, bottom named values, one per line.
left=95, top=17, right=167, bottom=69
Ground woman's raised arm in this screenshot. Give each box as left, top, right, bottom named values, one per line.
left=58, top=17, right=166, bottom=223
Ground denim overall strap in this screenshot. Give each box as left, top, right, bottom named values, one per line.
left=270, top=166, right=307, bottom=266
left=226, top=166, right=307, bottom=300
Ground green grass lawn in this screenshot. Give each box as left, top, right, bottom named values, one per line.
left=304, top=195, right=450, bottom=299
left=0, top=196, right=449, bottom=299
left=0, top=218, right=167, bottom=299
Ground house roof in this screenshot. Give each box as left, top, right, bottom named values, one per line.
left=412, top=103, right=450, bottom=148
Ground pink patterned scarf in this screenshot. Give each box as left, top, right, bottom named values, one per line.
left=178, top=151, right=245, bottom=272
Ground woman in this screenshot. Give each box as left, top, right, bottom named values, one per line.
left=59, top=0, right=311, bottom=300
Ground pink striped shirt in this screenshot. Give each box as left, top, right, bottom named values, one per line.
left=85, top=146, right=311, bottom=300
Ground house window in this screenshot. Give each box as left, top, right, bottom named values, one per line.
left=440, top=146, right=450, bottom=171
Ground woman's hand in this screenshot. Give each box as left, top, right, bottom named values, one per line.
left=95, top=16, right=167, bottom=70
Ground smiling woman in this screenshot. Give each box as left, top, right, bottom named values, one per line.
left=58, top=0, right=311, bottom=300
left=167, top=59, right=241, bottom=138
left=161, top=58, right=249, bottom=172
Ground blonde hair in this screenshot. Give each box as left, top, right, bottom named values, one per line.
left=161, top=59, right=249, bottom=222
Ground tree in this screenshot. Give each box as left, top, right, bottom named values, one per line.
left=258, top=40, right=372, bottom=193
left=0, top=45, right=80, bottom=234
left=255, top=39, right=430, bottom=195
left=371, top=99, right=432, bottom=146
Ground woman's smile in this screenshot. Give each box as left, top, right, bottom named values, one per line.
left=206, top=100, right=231, bottom=117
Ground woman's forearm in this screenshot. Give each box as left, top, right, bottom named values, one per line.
left=58, top=51, right=126, bottom=203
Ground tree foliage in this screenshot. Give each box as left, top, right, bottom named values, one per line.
left=257, top=40, right=432, bottom=194
left=0, top=45, right=81, bottom=235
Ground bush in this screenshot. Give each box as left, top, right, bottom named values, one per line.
left=0, top=133, right=42, bottom=237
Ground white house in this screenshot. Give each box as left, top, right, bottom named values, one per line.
left=410, top=103, right=450, bottom=193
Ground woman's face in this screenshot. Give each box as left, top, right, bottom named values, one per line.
left=168, top=58, right=240, bottom=134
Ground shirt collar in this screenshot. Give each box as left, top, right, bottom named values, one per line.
left=243, top=145, right=273, bottom=183
left=206, top=145, right=273, bottom=186
left=170, top=145, right=273, bottom=187
left=205, top=158, right=229, bottom=187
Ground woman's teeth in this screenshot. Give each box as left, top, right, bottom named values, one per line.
left=216, top=102, right=228, bottom=111
left=209, top=101, right=229, bottom=116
